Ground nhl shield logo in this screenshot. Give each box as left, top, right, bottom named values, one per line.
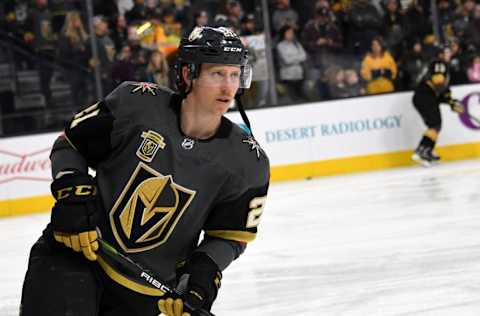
left=110, top=163, right=196, bottom=253
left=136, top=130, right=166, bottom=163
left=181, top=137, right=195, bottom=150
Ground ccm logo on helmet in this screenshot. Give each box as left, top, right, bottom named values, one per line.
left=224, top=47, right=242, bottom=52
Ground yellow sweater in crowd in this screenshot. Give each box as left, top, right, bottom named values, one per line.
left=361, top=51, right=398, bottom=95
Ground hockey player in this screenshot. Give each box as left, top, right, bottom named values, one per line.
left=411, top=45, right=464, bottom=166
left=20, top=26, right=270, bottom=316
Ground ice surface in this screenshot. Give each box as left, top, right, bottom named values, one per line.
left=3, top=160, right=480, bottom=315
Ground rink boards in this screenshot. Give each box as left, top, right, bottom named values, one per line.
left=1, top=84, right=480, bottom=216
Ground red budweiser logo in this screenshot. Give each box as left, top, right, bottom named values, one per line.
left=0, top=147, right=51, bottom=185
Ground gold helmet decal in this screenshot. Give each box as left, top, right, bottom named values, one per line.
left=110, top=162, right=196, bottom=253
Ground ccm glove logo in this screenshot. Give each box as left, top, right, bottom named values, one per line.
left=224, top=47, right=242, bottom=52
left=55, top=185, right=97, bottom=200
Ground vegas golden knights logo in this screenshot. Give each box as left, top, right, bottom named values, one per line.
left=136, top=130, right=166, bottom=163
left=110, top=162, right=196, bottom=253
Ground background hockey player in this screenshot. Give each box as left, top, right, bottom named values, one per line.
left=20, top=26, right=270, bottom=316
left=411, top=45, right=464, bottom=166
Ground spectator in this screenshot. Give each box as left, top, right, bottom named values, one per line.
left=467, top=54, right=480, bottom=83
left=241, top=24, right=269, bottom=108
left=139, top=13, right=169, bottom=51
left=316, top=0, right=339, bottom=23
left=194, top=9, right=209, bottom=27
left=325, top=66, right=349, bottom=98
left=240, top=13, right=257, bottom=36
left=93, top=0, right=119, bottom=26
left=361, top=36, right=398, bottom=95
left=464, top=4, right=480, bottom=52
left=214, top=0, right=243, bottom=29
left=301, top=6, right=343, bottom=99
left=183, top=9, right=209, bottom=36
left=403, top=0, right=432, bottom=47
left=449, top=38, right=468, bottom=84
left=271, top=0, right=299, bottom=34
left=111, top=14, right=128, bottom=52
left=142, top=50, right=170, bottom=86
left=111, top=45, right=136, bottom=85
left=344, top=68, right=366, bottom=97
left=162, top=7, right=182, bottom=42
left=452, top=0, right=475, bottom=39
left=26, top=0, right=57, bottom=106
left=145, top=0, right=163, bottom=18
left=382, top=0, right=406, bottom=58
left=276, top=24, right=307, bottom=103
left=401, top=40, right=428, bottom=89
left=344, top=0, right=383, bottom=56
left=125, top=0, right=148, bottom=24
left=126, top=25, right=148, bottom=80
left=91, top=15, right=116, bottom=95
left=437, top=0, right=456, bottom=43
left=58, top=10, right=90, bottom=108
left=4, top=0, right=32, bottom=70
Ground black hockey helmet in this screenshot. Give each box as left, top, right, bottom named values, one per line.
left=175, top=26, right=252, bottom=94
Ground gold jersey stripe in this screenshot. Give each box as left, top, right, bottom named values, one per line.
left=97, top=256, right=165, bottom=297
left=206, top=230, right=256, bottom=242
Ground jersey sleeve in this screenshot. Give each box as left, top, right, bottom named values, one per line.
left=62, top=82, right=134, bottom=168
left=203, top=182, right=269, bottom=243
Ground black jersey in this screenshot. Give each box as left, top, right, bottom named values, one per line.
left=415, top=60, right=452, bottom=103
left=51, top=82, right=270, bottom=295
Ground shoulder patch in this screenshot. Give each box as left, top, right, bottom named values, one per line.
left=242, top=136, right=265, bottom=159
left=130, top=82, right=161, bottom=96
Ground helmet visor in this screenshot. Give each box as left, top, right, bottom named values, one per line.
left=240, top=64, right=253, bottom=89
left=196, top=64, right=252, bottom=89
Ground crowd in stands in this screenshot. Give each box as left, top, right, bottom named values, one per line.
left=2, top=0, right=480, bottom=110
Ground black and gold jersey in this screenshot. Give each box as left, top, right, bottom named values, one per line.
left=52, top=81, right=270, bottom=294
left=415, top=60, right=452, bottom=103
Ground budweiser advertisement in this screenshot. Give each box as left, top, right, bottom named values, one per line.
left=0, top=132, right=58, bottom=204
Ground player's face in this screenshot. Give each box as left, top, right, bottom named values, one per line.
left=193, top=63, right=241, bottom=114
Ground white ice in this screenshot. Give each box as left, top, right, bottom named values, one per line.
left=2, top=159, right=480, bottom=316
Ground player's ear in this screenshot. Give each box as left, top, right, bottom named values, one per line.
left=182, top=66, right=192, bottom=87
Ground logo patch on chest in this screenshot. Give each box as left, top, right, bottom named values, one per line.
left=110, top=162, right=196, bottom=253
left=136, top=130, right=165, bottom=163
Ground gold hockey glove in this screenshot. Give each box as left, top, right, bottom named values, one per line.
left=158, top=298, right=191, bottom=316
left=50, top=172, right=99, bottom=261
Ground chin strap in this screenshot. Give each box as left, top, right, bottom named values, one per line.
left=235, top=93, right=252, bottom=136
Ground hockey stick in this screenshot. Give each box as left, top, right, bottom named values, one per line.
left=97, top=238, right=215, bottom=316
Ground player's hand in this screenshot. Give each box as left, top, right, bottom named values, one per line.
left=53, top=230, right=99, bottom=261
left=50, top=172, right=99, bottom=261
left=158, top=297, right=190, bottom=316
left=451, top=101, right=464, bottom=113
left=158, top=253, right=221, bottom=316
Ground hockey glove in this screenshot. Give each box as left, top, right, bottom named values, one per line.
left=158, top=253, right=222, bottom=316
left=50, top=172, right=99, bottom=261
left=449, top=100, right=464, bottom=113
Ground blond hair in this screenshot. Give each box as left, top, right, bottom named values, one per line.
left=62, top=11, right=88, bottom=47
